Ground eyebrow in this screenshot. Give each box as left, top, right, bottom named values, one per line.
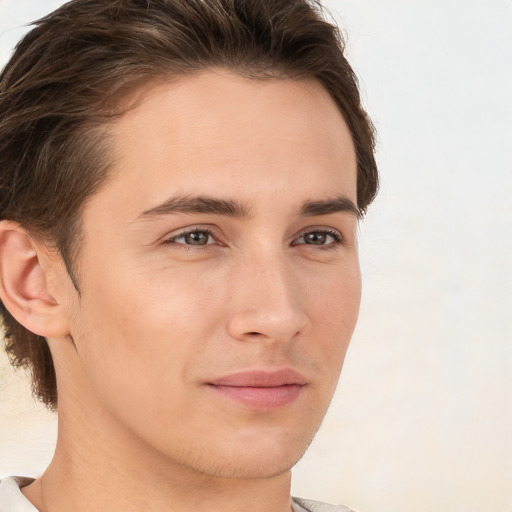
left=300, top=196, right=361, bottom=219
left=139, top=194, right=360, bottom=219
left=140, top=195, right=251, bottom=218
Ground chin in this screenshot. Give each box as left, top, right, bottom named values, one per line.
left=192, top=452, right=302, bottom=480
left=180, top=427, right=317, bottom=480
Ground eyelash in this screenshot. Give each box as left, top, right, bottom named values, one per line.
left=162, top=227, right=344, bottom=251
left=163, top=228, right=218, bottom=249
left=291, top=229, right=343, bottom=250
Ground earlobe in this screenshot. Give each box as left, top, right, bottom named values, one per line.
left=0, top=221, right=70, bottom=338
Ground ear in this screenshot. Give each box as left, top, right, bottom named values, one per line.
left=0, top=221, right=71, bottom=338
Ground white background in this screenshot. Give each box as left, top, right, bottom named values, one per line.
left=1, top=1, right=511, bottom=511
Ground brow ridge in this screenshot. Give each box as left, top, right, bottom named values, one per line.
left=140, top=194, right=360, bottom=220
left=300, top=196, right=361, bottom=219
left=140, top=195, right=251, bottom=218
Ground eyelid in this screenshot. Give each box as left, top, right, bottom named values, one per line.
left=291, top=227, right=344, bottom=247
left=160, top=224, right=344, bottom=249
left=161, top=225, right=224, bottom=247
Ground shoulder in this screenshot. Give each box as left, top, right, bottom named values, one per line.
left=1, top=480, right=359, bottom=512
left=292, top=496, right=356, bottom=512
left=0, top=477, right=38, bottom=512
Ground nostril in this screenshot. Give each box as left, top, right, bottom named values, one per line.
left=227, top=307, right=309, bottom=343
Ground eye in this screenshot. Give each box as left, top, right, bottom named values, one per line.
left=293, top=230, right=342, bottom=247
left=165, top=229, right=216, bottom=246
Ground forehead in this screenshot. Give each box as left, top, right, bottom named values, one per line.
left=86, top=71, right=357, bottom=221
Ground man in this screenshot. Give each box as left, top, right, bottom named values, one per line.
left=0, top=0, right=378, bottom=511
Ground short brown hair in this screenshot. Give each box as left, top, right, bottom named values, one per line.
left=0, top=0, right=378, bottom=409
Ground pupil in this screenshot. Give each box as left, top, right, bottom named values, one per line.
left=186, top=232, right=208, bottom=245
left=306, top=232, right=326, bottom=245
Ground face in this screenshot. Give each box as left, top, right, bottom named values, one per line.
left=58, top=71, right=360, bottom=479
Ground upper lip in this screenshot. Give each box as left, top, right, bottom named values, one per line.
left=208, top=369, right=308, bottom=388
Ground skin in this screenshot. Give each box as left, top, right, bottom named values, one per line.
left=2, top=70, right=360, bottom=512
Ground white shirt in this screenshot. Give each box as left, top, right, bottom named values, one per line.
left=0, top=476, right=354, bottom=512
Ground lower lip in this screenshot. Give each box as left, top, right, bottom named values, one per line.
left=208, top=384, right=304, bottom=410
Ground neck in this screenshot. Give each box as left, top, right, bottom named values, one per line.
left=22, top=395, right=294, bottom=512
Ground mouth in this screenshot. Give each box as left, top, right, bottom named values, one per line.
left=206, top=369, right=307, bottom=410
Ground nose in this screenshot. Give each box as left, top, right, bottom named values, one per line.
left=225, top=252, right=310, bottom=345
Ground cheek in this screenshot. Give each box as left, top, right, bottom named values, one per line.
left=73, top=263, right=223, bottom=381
left=67, top=274, right=203, bottom=432
left=310, top=255, right=361, bottom=319
left=306, top=262, right=361, bottom=366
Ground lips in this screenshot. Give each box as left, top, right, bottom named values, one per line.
left=207, top=369, right=307, bottom=410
